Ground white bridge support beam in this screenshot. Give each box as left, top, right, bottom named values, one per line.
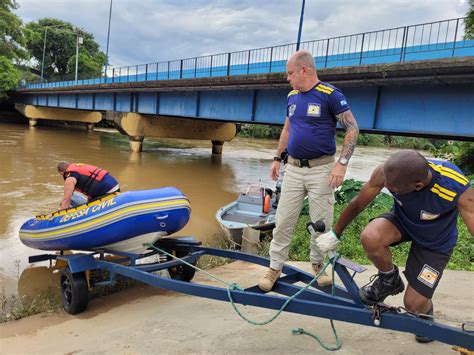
left=15, top=104, right=102, bottom=129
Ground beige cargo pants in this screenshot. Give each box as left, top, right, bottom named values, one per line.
left=269, top=161, right=335, bottom=270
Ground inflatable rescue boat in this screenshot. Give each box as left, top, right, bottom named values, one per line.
left=19, top=187, right=191, bottom=254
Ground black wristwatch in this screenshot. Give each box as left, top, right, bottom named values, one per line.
left=273, top=156, right=282, bottom=162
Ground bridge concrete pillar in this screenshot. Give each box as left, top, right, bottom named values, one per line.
left=211, top=140, right=224, bottom=155
left=106, top=112, right=238, bottom=154
left=29, top=119, right=38, bottom=127
left=86, top=123, right=94, bottom=131
left=15, top=104, right=102, bottom=127
left=129, top=136, right=144, bottom=153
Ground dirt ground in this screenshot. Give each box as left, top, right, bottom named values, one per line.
left=0, top=261, right=472, bottom=354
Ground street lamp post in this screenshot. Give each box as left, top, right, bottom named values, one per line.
left=296, top=0, right=306, bottom=51
left=39, top=25, right=83, bottom=84
left=104, top=0, right=113, bottom=79
left=75, top=31, right=83, bottom=83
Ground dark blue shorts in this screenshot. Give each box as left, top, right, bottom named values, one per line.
left=373, top=212, right=452, bottom=299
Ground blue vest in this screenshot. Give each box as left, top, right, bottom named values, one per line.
left=286, top=81, right=350, bottom=159
left=391, top=160, right=471, bottom=253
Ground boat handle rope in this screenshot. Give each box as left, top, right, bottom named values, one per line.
left=144, top=243, right=341, bottom=352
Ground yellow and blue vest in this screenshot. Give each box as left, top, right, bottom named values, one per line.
left=391, top=160, right=471, bottom=253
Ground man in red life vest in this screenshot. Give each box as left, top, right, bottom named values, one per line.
left=57, top=161, right=120, bottom=209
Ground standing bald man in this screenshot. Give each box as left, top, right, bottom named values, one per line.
left=258, top=50, right=359, bottom=292
left=316, top=150, right=474, bottom=343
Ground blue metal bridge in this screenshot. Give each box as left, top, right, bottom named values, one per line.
left=14, top=17, right=474, bottom=140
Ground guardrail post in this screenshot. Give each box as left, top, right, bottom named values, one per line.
left=112, top=68, right=115, bottom=83
left=136, top=65, right=138, bottom=81
left=269, top=47, right=274, bottom=73
left=247, top=50, right=251, bottom=74
left=180, top=60, right=183, bottom=79
left=324, top=39, right=330, bottom=68
left=194, top=57, right=198, bottom=78
left=210, top=56, right=213, bottom=77
left=167, top=61, right=170, bottom=80
left=359, top=33, right=366, bottom=65
left=400, top=26, right=408, bottom=62
left=401, top=26, right=410, bottom=62
left=452, top=18, right=460, bottom=57
left=227, top=53, right=231, bottom=76
left=145, top=64, right=148, bottom=81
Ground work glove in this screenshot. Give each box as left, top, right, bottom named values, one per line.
left=316, top=229, right=340, bottom=253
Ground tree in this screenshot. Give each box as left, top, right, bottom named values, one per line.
left=0, top=56, right=19, bottom=99
left=0, top=0, right=27, bottom=60
left=67, top=52, right=106, bottom=79
left=24, top=18, right=105, bottom=80
left=0, top=0, right=26, bottom=99
left=466, top=0, right=474, bottom=39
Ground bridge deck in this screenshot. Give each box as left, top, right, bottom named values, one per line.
left=13, top=58, right=474, bottom=140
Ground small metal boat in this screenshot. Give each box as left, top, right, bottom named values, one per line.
left=216, top=181, right=281, bottom=245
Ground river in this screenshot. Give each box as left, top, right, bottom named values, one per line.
left=0, top=121, right=414, bottom=297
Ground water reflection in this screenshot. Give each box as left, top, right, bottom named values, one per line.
left=17, top=266, right=59, bottom=298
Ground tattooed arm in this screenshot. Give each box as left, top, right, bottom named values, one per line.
left=328, top=109, right=359, bottom=188
left=337, top=109, right=359, bottom=165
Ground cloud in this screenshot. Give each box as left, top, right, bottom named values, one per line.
left=15, top=0, right=469, bottom=68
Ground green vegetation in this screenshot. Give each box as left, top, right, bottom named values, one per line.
left=0, top=287, right=61, bottom=322
left=24, top=18, right=105, bottom=80
left=0, top=56, right=19, bottom=99
left=259, top=179, right=474, bottom=271
left=0, top=0, right=26, bottom=98
left=431, top=141, right=474, bottom=175
left=338, top=132, right=436, bottom=150
left=0, top=1, right=27, bottom=60
left=0, top=2, right=106, bottom=98
left=466, top=0, right=474, bottom=40
left=238, top=124, right=282, bottom=139
left=238, top=128, right=441, bottom=152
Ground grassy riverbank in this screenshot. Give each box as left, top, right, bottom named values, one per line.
left=238, top=125, right=440, bottom=150
left=259, top=178, right=474, bottom=271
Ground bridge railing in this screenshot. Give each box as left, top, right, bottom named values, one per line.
left=22, top=17, right=473, bottom=89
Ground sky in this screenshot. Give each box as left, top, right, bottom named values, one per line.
left=15, top=0, right=469, bottom=68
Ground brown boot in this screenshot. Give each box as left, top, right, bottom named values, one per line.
left=312, top=262, right=332, bottom=287
left=258, top=268, right=282, bottom=292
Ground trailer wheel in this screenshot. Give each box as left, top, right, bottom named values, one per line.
left=60, top=267, right=89, bottom=314
left=167, top=251, right=196, bottom=282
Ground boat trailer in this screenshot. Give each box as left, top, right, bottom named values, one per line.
left=28, top=236, right=473, bottom=351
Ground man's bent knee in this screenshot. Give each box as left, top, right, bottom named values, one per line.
left=360, top=227, right=385, bottom=251
left=361, top=219, right=402, bottom=251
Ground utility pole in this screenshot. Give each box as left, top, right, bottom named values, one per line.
left=104, top=0, right=113, bottom=78
left=74, top=28, right=83, bottom=83
left=296, top=0, right=306, bottom=51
